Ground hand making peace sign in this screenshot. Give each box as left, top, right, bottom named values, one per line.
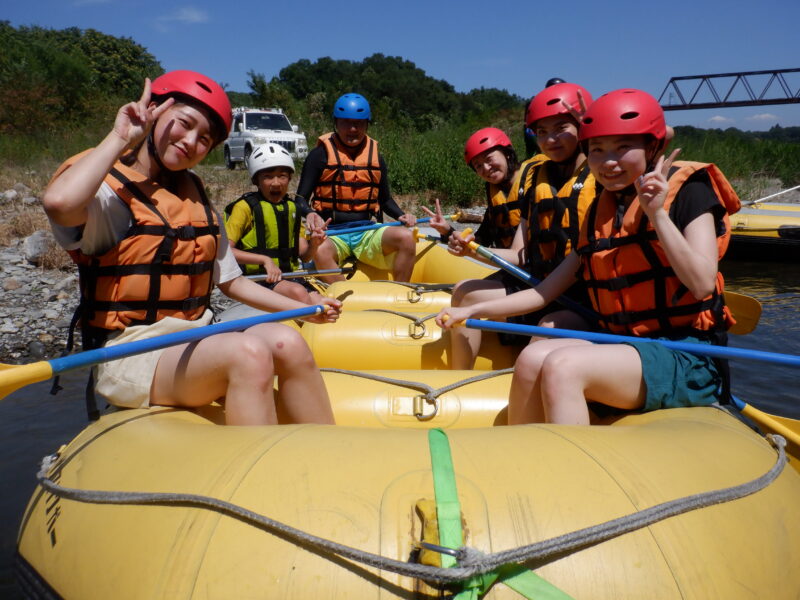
left=112, top=78, right=175, bottom=150
left=635, top=148, right=681, bottom=219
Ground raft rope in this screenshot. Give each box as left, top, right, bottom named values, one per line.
left=35, top=435, right=788, bottom=586
left=320, top=367, right=513, bottom=407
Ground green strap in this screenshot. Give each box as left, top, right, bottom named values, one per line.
left=427, top=428, right=575, bottom=600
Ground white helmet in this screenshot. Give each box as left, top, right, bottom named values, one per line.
left=247, top=143, right=295, bottom=181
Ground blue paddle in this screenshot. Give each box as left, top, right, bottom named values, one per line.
left=457, top=228, right=600, bottom=323
left=462, top=319, right=800, bottom=367
left=0, top=305, right=325, bottom=400
left=325, top=214, right=459, bottom=237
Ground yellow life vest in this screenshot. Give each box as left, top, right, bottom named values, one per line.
left=223, top=192, right=301, bottom=275
left=482, top=155, right=545, bottom=249
left=526, top=159, right=598, bottom=279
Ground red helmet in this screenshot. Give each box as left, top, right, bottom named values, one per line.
left=151, top=70, right=232, bottom=135
left=526, top=83, right=592, bottom=128
left=579, top=89, right=666, bottom=142
left=464, top=127, right=512, bottom=165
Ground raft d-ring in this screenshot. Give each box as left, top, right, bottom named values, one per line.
left=408, top=322, right=427, bottom=339
left=407, top=289, right=422, bottom=304
left=413, top=395, right=439, bottom=421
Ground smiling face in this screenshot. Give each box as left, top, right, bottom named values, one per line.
left=469, top=148, right=509, bottom=185
left=151, top=102, right=215, bottom=171
left=334, top=118, right=369, bottom=147
left=255, top=167, right=292, bottom=202
left=586, top=134, right=650, bottom=191
left=533, top=115, right=580, bottom=163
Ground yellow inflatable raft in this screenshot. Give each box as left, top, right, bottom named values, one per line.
left=14, top=237, right=800, bottom=598
left=730, top=201, right=800, bottom=258
left=15, top=401, right=800, bottom=599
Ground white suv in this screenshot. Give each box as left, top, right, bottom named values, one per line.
left=223, top=107, right=308, bottom=169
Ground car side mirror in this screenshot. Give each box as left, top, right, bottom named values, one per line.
left=292, top=125, right=299, bottom=132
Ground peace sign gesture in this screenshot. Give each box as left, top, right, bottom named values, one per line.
left=635, top=148, right=681, bottom=218
left=112, top=78, right=175, bottom=150
left=559, top=89, right=590, bottom=123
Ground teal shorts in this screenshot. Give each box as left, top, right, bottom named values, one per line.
left=624, top=335, right=724, bottom=412
left=330, top=226, right=394, bottom=271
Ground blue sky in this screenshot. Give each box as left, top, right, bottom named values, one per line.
left=6, top=0, right=800, bottom=130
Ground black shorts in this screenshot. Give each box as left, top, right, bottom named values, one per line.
left=260, top=278, right=318, bottom=294
left=483, top=269, right=593, bottom=345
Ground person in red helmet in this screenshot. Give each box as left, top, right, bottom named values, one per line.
left=437, top=88, right=740, bottom=424
left=434, top=83, right=597, bottom=370
left=422, top=126, right=546, bottom=368
left=43, top=71, right=341, bottom=426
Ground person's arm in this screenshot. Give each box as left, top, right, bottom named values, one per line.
left=436, top=252, right=579, bottom=328
left=637, top=152, right=719, bottom=299
left=294, top=146, right=326, bottom=218
left=219, top=275, right=341, bottom=323
left=376, top=155, right=406, bottom=221
left=43, top=79, right=173, bottom=227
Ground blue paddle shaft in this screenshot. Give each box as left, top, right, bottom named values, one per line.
left=471, top=245, right=598, bottom=322
left=326, top=217, right=430, bottom=237
left=50, top=305, right=324, bottom=375
left=464, top=319, right=800, bottom=367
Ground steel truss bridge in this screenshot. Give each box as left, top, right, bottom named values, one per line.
left=658, top=68, right=800, bottom=111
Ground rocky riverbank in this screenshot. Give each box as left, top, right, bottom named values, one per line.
left=0, top=235, right=237, bottom=363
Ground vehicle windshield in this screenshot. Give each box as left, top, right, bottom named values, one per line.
left=245, top=113, right=292, bottom=131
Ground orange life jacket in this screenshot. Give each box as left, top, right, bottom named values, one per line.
left=63, top=152, right=219, bottom=331
left=526, top=159, right=597, bottom=278
left=576, top=161, right=740, bottom=337
left=482, top=156, right=544, bottom=249
left=312, top=132, right=381, bottom=216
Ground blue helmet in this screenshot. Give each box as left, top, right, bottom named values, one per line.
left=333, top=93, right=371, bottom=120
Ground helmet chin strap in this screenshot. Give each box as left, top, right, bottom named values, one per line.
left=146, top=128, right=185, bottom=187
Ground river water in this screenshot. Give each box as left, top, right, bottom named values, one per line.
left=0, top=258, right=798, bottom=598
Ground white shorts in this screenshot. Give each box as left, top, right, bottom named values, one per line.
left=94, top=310, right=215, bottom=409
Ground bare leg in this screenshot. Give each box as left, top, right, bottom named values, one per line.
left=151, top=323, right=334, bottom=425
left=380, top=227, right=417, bottom=281
left=508, top=338, right=586, bottom=424
left=449, top=278, right=507, bottom=369
left=313, top=239, right=345, bottom=283
left=539, top=343, right=646, bottom=425
left=272, top=280, right=314, bottom=304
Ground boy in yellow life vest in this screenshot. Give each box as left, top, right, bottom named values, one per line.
left=431, top=83, right=597, bottom=370
left=224, top=143, right=325, bottom=304
left=437, top=88, right=739, bottom=425
left=295, top=93, right=417, bottom=283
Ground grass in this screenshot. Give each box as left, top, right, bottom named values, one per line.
left=1, top=118, right=798, bottom=255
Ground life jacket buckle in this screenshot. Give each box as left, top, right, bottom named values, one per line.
left=177, top=225, right=196, bottom=240
left=407, top=289, right=422, bottom=304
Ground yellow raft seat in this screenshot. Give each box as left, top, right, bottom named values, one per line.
left=15, top=402, right=800, bottom=599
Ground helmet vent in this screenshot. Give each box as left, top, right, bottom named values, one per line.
left=582, top=117, right=593, bottom=124
left=620, top=111, right=639, bottom=120
left=479, top=136, right=489, bottom=145
left=195, top=81, right=212, bottom=93
left=546, top=98, right=560, bottom=106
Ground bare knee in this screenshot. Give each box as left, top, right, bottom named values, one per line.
left=539, top=349, right=580, bottom=404
left=452, top=279, right=482, bottom=306
left=230, top=334, right=275, bottom=387
left=513, top=343, right=549, bottom=386
left=266, top=326, right=315, bottom=368
left=277, top=281, right=311, bottom=303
